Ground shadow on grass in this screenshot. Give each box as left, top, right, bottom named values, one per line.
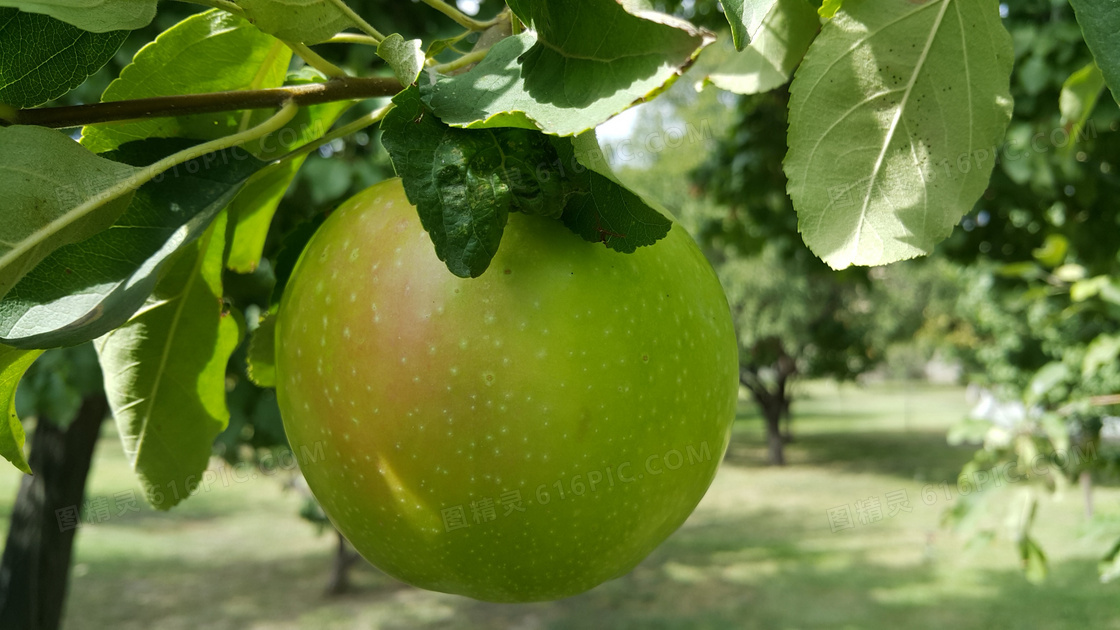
left=441, top=513, right=1116, bottom=630
left=62, top=508, right=1117, bottom=630
left=724, top=423, right=975, bottom=484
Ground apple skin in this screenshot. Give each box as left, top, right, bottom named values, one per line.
left=275, top=178, right=738, bottom=602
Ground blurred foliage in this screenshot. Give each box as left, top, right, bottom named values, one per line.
left=932, top=0, right=1120, bottom=581
left=938, top=0, right=1120, bottom=466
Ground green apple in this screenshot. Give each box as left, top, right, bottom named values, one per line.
left=275, top=178, right=738, bottom=602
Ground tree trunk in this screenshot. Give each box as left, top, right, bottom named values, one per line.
left=324, top=529, right=359, bottom=596
left=780, top=397, right=794, bottom=443
left=1081, top=470, right=1094, bottom=519
left=741, top=367, right=791, bottom=467
left=764, top=407, right=785, bottom=466
left=0, top=394, right=107, bottom=630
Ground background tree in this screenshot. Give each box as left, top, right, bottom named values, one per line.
left=687, top=90, right=882, bottom=465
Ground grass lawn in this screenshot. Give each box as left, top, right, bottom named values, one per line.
left=2, top=381, right=1118, bottom=629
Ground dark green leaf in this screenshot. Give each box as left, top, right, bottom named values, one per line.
left=269, top=213, right=327, bottom=307
left=0, top=139, right=267, bottom=349
left=1069, top=0, right=1120, bottom=105
left=554, top=133, right=672, bottom=253
left=95, top=212, right=241, bottom=510
left=0, top=8, right=126, bottom=107
left=381, top=86, right=571, bottom=277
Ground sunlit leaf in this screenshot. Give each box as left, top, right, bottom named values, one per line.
left=0, top=125, right=140, bottom=300
left=785, top=0, right=1014, bottom=269
left=80, top=9, right=291, bottom=153
left=377, top=33, right=424, bottom=86
left=95, top=212, right=241, bottom=510
left=720, top=0, right=778, bottom=51
left=0, top=140, right=266, bottom=349
left=700, top=0, right=819, bottom=95
left=0, top=343, right=41, bottom=473
left=1058, top=62, right=1108, bottom=156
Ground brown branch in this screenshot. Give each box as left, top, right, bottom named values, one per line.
left=4, top=76, right=403, bottom=129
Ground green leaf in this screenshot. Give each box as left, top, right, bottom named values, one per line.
left=1083, top=334, right=1120, bottom=379
left=0, top=343, right=41, bottom=473
left=425, top=30, right=470, bottom=59
left=381, top=86, right=571, bottom=278
left=700, top=0, right=819, bottom=95
left=382, top=87, right=671, bottom=277
left=818, top=0, right=842, bottom=19
left=1101, top=537, right=1120, bottom=583
left=80, top=9, right=291, bottom=154
left=721, top=0, right=779, bottom=51
left=1031, top=233, right=1068, bottom=268
left=94, top=211, right=241, bottom=511
left=1069, top=0, right=1120, bottom=106
left=784, top=0, right=1014, bottom=269
left=235, top=0, right=355, bottom=45
left=1026, top=361, right=1070, bottom=406
left=424, top=2, right=713, bottom=137
left=377, top=33, right=424, bottom=86
left=226, top=72, right=353, bottom=273
left=558, top=132, right=673, bottom=252
left=1019, top=536, right=1048, bottom=584
left=0, top=0, right=154, bottom=32
left=0, top=125, right=140, bottom=301
left=1058, top=62, right=1107, bottom=156
left=0, top=139, right=267, bottom=349
left=246, top=307, right=277, bottom=388
left=0, top=8, right=126, bottom=107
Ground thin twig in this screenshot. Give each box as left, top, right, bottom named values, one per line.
left=430, top=47, right=490, bottom=74
left=286, top=42, right=349, bottom=79
left=275, top=102, right=393, bottom=164
left=325, top=0, right=387, bottom=43
left=4, top=77, right=403, bottom=129
left=325, top=33, right=382, bottom=47
left=419, top=0, right=499, bottom=30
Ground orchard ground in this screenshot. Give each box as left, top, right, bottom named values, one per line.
left=2, top=382, right=1118, bottom=630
